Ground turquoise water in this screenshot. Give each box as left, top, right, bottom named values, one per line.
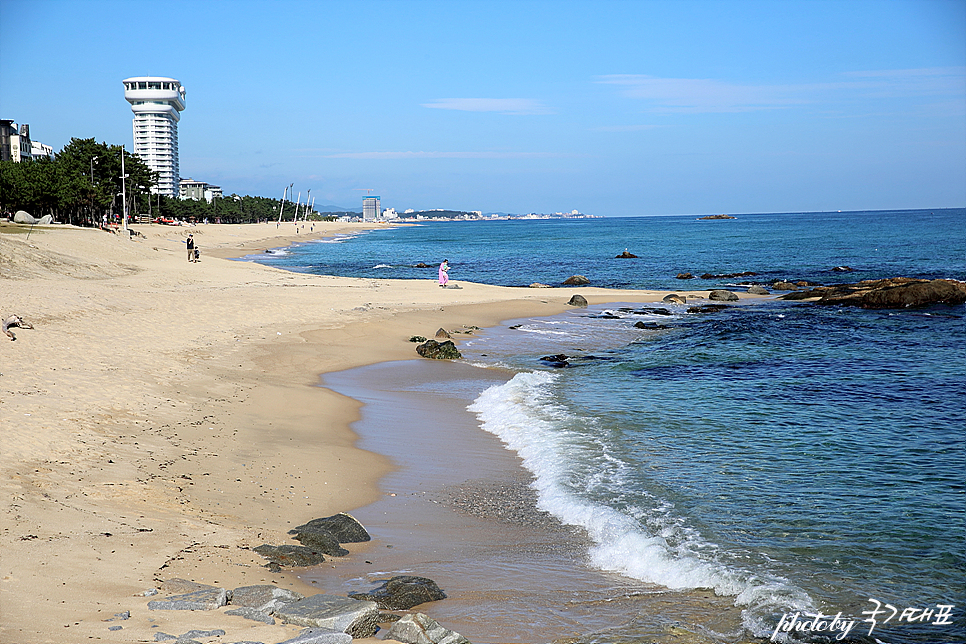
left=249, top=209, right=965, bottom=642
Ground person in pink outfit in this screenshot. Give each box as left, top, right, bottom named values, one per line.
left=438, top=259, right=450, bottom=287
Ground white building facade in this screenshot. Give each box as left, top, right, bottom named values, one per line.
left=362, top=196, right=381, bottom=221
left=123, top=76, right=186, bottom=197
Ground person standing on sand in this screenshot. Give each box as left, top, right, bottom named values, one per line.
left=438, top=259, right=450, bottom=287
left=186, top=234, right=195, bottom=262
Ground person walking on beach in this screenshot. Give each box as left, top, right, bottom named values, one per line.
left=186, top=234, right=195, bottom=262
left=438, top=259, right=450, bottom=287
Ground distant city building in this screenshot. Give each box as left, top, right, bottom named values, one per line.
left=179, top=178, right=222, bottom=204
left=362, top=196, right=381, bottom=221
left=1, top=120, right=51, bottom=162
left=382, top=207, right=398, bottom=220
left=123, top=76, right=186, bottom=197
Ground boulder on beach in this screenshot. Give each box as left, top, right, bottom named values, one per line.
left=529, top=282, right=552, bottom=288
left=231, top=584, right=304, bottom=612
left=709, top=290, right=739, bottom=301
left=662, top=294, right=687, bottom=304
left=274, top=594, right=381, bottom=638
left=562, top=275, right=590, bottom=285
left=567, top=294, right=588, bottom=307
left=290, top=526, right=349, bottom=556
left=385, top=612, right=471, bottom=644
left=148, top=587, right=229, bottom=611
left=435, top=327, right=451, bottom=339
left=416, top=339, right=462, bottom=360
left=771, top=281, right=799, bottom=291
left=747, top=285, right=770, bottom=295
left=348, top=575, right=447, bottom=610
left=290, top=513, right=371, bottom=543
left=253, top=544, right=326, bottom=567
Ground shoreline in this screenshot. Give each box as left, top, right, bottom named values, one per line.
left=0, top=221, right=752, bottom=643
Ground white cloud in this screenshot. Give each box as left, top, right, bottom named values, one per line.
left=421, top=98, right=551, bottom=115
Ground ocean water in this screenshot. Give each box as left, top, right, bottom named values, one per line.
left=249, top=209, right=965, bottom=643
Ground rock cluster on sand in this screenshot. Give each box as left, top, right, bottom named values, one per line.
left=781, top=278, right=966, bottom=309
left=416, top=339, right=462, bottom=359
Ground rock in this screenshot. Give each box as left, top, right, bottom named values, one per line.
left=746, top=285, right=769, bottom=295
left=409, top=335, right=427, bottom=342
left=807, top=278, right=966, bottom=309
left=274, top=594, right=381, bottom=638
left=562, top=275, right=590, bottom=285
left=252, top=544, right=326, bottom=567
left=699, top=271, right=758, bottom=280
left=539, top=354, right=569, bottom=367
left=348, top=575, right=446, bottom=610
left=529, top=282, right=552, bottom=288
left=276, top=628, right=352, bottom=644
left=413, top=263, right=432, bottom=268
left=832, top=266, right=854, bottom=272
left=158, top=579, right=218, bottom=595
left=662, top=294, right=686, bottom=304
left=290, top=513, right=371, bottom=543
left=416, top=339, right=462, bottom=360
left=434, top=328, right=451, bottom=339
left=567, top=294, right=588, bottom=307
left=12, top=211, right=52, bottom=225
left=676, top=272, right=695, bottom=279
left=290, top=527, right=349, bottom=557
left=771, top=281, right=798, bottom=291
left=697, top=214, right=736, bottom=220
left=688, top=304, right=729, bottom=314
left=709, top=290, right=739, bottom=301
left=147, top=587, right=229, bottom=611
left=615, top=250, right=638, bottom=258
left=225, top=606, right=275, bottom=624
left=231, top=585, right=304, bottom=612
left=385, top=612, right=471, bottom=644
left=634, top=321, right=666, bottom=329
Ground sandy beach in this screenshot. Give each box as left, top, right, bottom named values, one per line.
left=0, top=221, right=741, bottom=643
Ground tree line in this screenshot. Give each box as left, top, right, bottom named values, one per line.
left=0, top=137, right=328, bottom=226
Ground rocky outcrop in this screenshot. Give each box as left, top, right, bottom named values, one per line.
left=274, top=594, right=381, bottom=638
left=709, top=290, right=739, bottom=301
left=290, top=527, right=349, bottom=556
left=676, top=272, right=695, bottom=279
left=662, top=294, right=686, bottom=304
left=700, top=271, right=757, bottom=280
left=385, top=612, right=471, bottom=644
left=540, top=354, right=570, bottom=368
left=230, top=585, right=304, bottom=612
left=698, top=214, right=736, bottom=220
left=435, top=328, right=451, bottom=339
left=562, top=275, right=590, bottom=285
left=416, top=339, right=462, bottom=360
left=831, top=266, right=854, bottom=272
left=615, top=250, right=638, bottom=258
left=277, top=629, right=353, bottom=644
left=567, top=294, right=588, bottom=307
left=746, top=285, right=769, bottom=295
left=290, top=513, right=371, bottom=543
left=348, top=575, right=447, bottom=610
left=771, top=281, right=799, bottom=291
left=688, top=304, right=729, bottom=314
left=784, top=278, right=966, bottom=309
left=148, top=586, right=229, bottom=611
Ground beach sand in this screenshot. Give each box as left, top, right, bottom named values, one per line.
left=0, top=221, right=747, bottom=643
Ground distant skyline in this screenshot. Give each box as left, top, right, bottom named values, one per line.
left=1, top=0, right=964, bottom=216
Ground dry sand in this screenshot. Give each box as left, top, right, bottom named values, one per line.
left=0, top=220, right=739, bottom=643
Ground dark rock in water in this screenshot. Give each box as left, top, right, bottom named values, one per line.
left=413, top=263, right=432, bottom=268
left=290, top=527, right=349, bottom=557
left=634, top=321, right=667, bottom=329
left=253, top=544, right=326, bottom=567
left=793, top=278, right=966, bottom=309
left=746, top=285, right=770, bottom=295
left=832, top=266, right=854, bottom=272
left=635, top=307, right=672, bottom=316
left=563, top=275, right=590, bottom=285
left=676, top=272, right=695, bottom=279
left=540, top=354, right=570, bottom=368
left=663, top=294, right=687, bottom=304
left=567, top=294, right=589, bottom=307
left=274, top=594, right=380, bottom=637
left=700, top=271, right=758, bottom=280
left=434, top=327, right=451, bottom=339
left=615, top=250, right=638, bottom=258
left=508, top=324, right=522, bottom=329
left=592, top=313, right=621, bottom=319
left=698, top=214, right=736, bottom=220
left=290, top=513, right=371, bottom=543
left=409, top=335, right=427, bottom=343
left=385, top=612, right=470, bottom=644
left=348, top=575, right=447, bottom=610
left=771, top=281, right=799, bottom=291
left=688, top=304, right=729, bottom=313
left=709, top=290, right=739, bottom=301
left=416, top=339, right=462, bottom=360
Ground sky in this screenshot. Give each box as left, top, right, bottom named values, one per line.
left=1, top=0, right=964, bottom=216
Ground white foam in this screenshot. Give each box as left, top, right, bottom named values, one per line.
left=468, top=370, right=816, bottom=638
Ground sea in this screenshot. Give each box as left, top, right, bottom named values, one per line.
left=246, top=209, right=965, bottom=643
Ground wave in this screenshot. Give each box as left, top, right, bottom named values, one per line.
left=468, top=370, right=816, bottom=639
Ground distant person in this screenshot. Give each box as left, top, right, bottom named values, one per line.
left=186, top=234, right=195, bottom=262
left=439, top=259, right=450, bottom=287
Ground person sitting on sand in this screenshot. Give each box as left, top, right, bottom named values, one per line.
left=439, top=260, right=450, bottom=287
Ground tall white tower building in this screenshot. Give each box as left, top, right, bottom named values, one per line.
left=123, top=77, right=185, bottom=197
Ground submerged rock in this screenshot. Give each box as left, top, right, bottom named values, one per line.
left=348, top=575, right=446, bottom=610
left=676, top=272, right=695, bottom=279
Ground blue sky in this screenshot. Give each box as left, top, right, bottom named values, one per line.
left=2, top=0, right=964, bottom=216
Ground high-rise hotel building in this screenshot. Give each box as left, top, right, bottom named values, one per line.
left=123, top=77, right=185, bottom=197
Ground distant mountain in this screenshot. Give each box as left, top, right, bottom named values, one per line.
left=315, top=203, right=362, bottom=213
